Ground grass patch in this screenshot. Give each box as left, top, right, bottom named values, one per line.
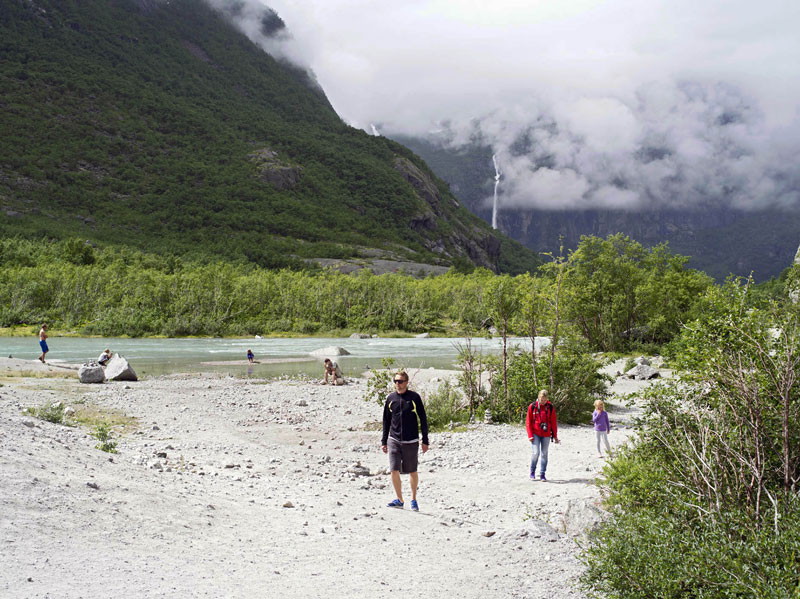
left=25, top=401, right=71, bottom=425
left=71, top=404, right=137, bottom=432
left=1, top=369, right=76, bottom=380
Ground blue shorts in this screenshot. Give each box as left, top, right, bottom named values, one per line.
left=39, top=340, right=49, bottom=353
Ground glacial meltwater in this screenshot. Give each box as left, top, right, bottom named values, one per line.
left=2, top=336, right=548, bottom=379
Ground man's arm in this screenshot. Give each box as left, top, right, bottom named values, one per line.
left=415, top=395, right=429, bottom=448
left=381, top=397, right=391, bottom=447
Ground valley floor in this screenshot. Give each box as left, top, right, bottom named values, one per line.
left=0, top=360, right=654, bottom=599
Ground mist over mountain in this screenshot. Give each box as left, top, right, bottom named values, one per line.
left=0, top=0, right=538, bottom=274
left=394, top=134, right=800, bottom=281
left=252, top=1, right=800, bottom=281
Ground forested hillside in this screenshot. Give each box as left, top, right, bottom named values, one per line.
left=0, top=0, right=538, bottom=274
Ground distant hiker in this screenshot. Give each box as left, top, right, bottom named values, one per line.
left=323, top=358, right=344, bottom=385
left=38, top=324, right=48, bottom=363
left=381, top=371, right=429, bottom=511
left=247, top=349, right=254, bottom=364
left=98, top=348, right=112, bottom=366
left=526, top=389, right=559, bottom=481
left=592, top=399, right=612, bottom=458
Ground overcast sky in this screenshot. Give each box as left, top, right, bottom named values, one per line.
left=221, top=0, right=800, bottom=212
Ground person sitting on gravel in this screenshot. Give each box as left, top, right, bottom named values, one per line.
left=322, top=358, right=344, bottom=385
left=526, top=389, right=559, bottom=481
left=98, top=348, right=112, bottom=366
left=381, top=371, right=429, bottom=511
left=247, top=349, right=255, bottom=364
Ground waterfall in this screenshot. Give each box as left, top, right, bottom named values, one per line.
left=491, top=153, right=501, bottom=229
left=370, top=124, right=381, bottom=136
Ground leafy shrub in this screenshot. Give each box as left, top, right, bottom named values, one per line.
left=503, top=338, right=610, bottom=424
left=364, top=357, right=397, bottom=405
left=582, top=282, right=800, bottom=597
left=92, top=423, right=118, bottom=453
left=622, top=356, right=637, bottom=372
left=25, top=401, right=69, bottom=425
left=424, top=380, right=469, bottom=430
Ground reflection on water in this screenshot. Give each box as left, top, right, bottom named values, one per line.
left=1, top=336, right=547, bottom=379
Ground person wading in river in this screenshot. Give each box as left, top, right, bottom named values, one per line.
left=38, top=323, right=49, bottom=364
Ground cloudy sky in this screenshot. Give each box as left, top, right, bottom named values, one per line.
left=223, top=0, right=800, bottom=213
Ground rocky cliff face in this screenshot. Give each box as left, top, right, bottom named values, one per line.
left=393, top=134, right=799, bottom=281
left=393, top=156, right=501, bottom=270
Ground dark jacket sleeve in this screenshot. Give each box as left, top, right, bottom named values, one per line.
left=381, top=397, right=391, bottom=446
left=415, top=395, right=429, bottom=445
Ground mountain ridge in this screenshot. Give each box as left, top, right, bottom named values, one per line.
left=0, top=0, right=539, bottom=274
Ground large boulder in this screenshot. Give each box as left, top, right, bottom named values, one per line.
left=562, top=498, right=608, bottom=538
left=625, top=364, right=660, bottom=380
left=105, top=354, right=138, bottom=381
left=349, top=333, right=370, bottom=339
left=415, top=333, right=431, bottom=338
left=78, top=362, right=105, bottom=384
left=309, top=346, right=350, bottom=357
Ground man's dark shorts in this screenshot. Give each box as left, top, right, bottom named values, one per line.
left=388, top=438, right=419, bottom=474
left=39, top=340, right=48, bottom=353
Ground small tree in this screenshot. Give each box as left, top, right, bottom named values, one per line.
left=486, top=275, right=520, bottom=417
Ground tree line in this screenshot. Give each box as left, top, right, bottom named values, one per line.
left=1, top=234, right=726, bottom=345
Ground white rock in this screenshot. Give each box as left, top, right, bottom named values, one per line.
left=78, top=363, right=105, bottom=384
left=105, top=354, right=138, bottom=382
left=309, top=346, right=350, bottom=357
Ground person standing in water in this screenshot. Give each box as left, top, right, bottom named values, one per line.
left=38, top=324, right=49, bottom=363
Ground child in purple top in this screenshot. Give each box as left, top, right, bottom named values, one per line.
left=592, top=399, right=612, bottom=458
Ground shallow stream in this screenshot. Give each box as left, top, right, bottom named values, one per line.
left=3, top=336, right=546, bottom=379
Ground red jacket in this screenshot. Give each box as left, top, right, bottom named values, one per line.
left=526, top=400, right=558, bottom=440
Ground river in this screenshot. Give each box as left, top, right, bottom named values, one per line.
left=2, top=336, right=547, bottom=378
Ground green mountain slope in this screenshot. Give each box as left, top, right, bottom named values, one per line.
left=0, top=0, right=539, bottom=274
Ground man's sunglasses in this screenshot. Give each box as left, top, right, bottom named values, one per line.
left=393, top=379, right=408, bottom=384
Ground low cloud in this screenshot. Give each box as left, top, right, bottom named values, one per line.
left=215, top=0, right=800, bottom=212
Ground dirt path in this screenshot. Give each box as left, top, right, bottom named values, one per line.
left=0, top=359, right=656, bottom=598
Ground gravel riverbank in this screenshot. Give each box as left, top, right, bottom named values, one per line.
left=0, top=359, right=658, bottom=598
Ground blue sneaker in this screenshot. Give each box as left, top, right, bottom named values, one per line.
left=387, top=498, right=404, bottom=508
left=530, top=473, right=537, bottom=480
left=410, top=500, right=419, bottom=512
left=540, top=473, right=547, bottom=482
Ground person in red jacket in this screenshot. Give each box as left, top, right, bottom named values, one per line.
left=526, top=389, right=559, bottom=481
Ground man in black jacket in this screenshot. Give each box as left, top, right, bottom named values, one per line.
left=381, top=371, right=429, bottom=511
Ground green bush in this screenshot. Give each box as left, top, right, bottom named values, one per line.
left=92, top=423, right=118, bottom=453
left=582, top=282, right=800, bottom=598
left=25, top=401, right=69, bottom=425
left=424, top=380, right=469, bottom=430
left=364, top=357, right=398, bottom=405
left=503, top=338, right=610, bottom=424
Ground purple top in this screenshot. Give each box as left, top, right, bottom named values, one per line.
left=592, top=409, right=610, bottom=432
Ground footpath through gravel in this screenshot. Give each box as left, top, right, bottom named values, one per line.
left=0, top=360, right=654, bottom=598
